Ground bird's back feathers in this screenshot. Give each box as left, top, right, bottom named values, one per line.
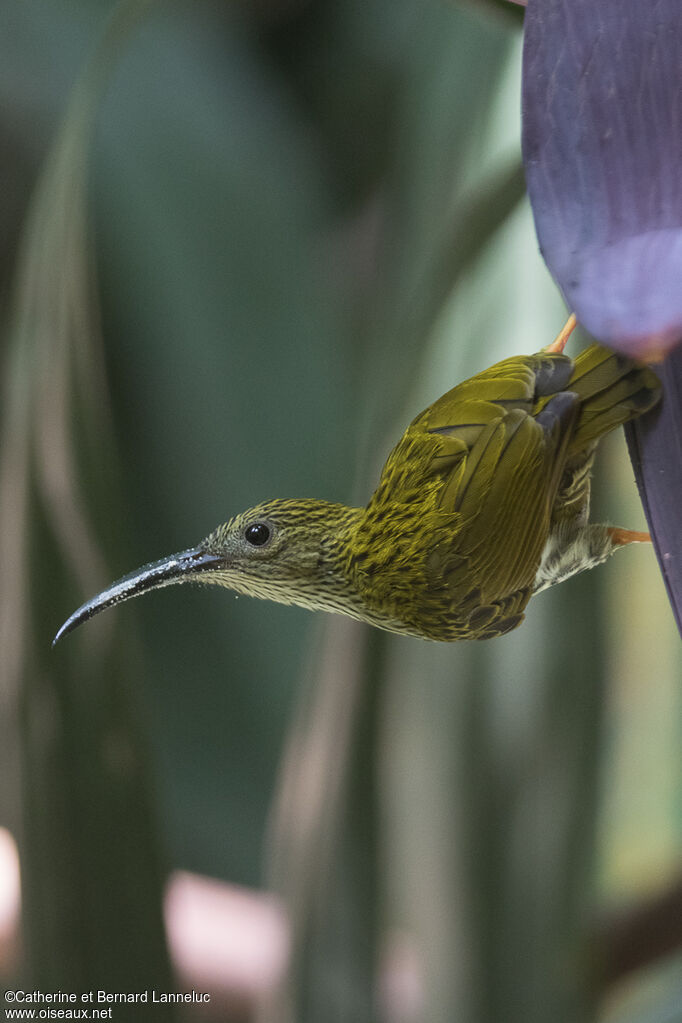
left=348, top=343, right=660, bottom=640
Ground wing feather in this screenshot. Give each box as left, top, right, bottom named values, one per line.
left=366, top=353, right=582, bottom=621
left=395, top=356, right=583, bottom=606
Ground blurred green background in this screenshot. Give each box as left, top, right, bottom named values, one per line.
left=0, top=1, right=680, bottom=1020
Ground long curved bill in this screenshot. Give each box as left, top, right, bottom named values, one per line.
left=52, top=547, right=225, bottom=647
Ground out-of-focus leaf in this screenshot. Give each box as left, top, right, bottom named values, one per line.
left=601, top=953, right=682, bottom=1023
left=522, top=0, right=682, bottom=358
left=260, top=0, right=423, bottom=211
left=466, top=0, right=526, bottom=17
left=625, top=349, right=682, bottom=637
left=0, top=0, right=173, bottom=1003
left=259, top=620, right=383, bottom=1023
left=408, top=159, right=526, bottom=350
left=596, top=872, right=682, bottom=991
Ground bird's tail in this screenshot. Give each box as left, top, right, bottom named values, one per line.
left=559, top=345, right=660, bottom=455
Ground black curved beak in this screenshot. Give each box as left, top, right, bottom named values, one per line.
left=52, top=547, right=225, bottom=647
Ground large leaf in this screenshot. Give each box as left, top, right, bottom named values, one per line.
left=626, top=349, right=682, bottom=636
left=522, top=0, right=682, bottom=358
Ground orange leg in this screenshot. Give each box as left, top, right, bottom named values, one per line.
left=608, top=527, right=651, bottom=547
left=544, top=312, right=578, bottom=354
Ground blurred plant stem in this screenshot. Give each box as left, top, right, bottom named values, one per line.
left=258, top=622, right=386, bottom=1022
left=0, top=1, right=173, bottom=1004
left=595, top=871, right=682, bottom=992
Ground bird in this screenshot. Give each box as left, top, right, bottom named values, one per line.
left=53, top=316, right=660, bottom=645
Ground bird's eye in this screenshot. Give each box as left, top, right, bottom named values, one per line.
left=244, top=522, right=272, bottom=547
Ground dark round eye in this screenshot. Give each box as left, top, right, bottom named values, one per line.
left=244, top=522, right=271, bottom=547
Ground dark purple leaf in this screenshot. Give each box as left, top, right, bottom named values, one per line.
left=522, top=0, right=682, bottom=636
left=625, top=348, right=682, bottom=635
left=522, top=0, right=682, bottom=358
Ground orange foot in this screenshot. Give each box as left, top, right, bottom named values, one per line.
left=608, top=527, right=651, bottom=547
left=544, top=312, right=578, bottom=354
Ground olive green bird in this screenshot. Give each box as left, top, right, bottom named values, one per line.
left=53, top=319, right=660, bottom=645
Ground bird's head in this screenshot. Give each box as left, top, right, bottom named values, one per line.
left=53, top=499, right=362, bottom=645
